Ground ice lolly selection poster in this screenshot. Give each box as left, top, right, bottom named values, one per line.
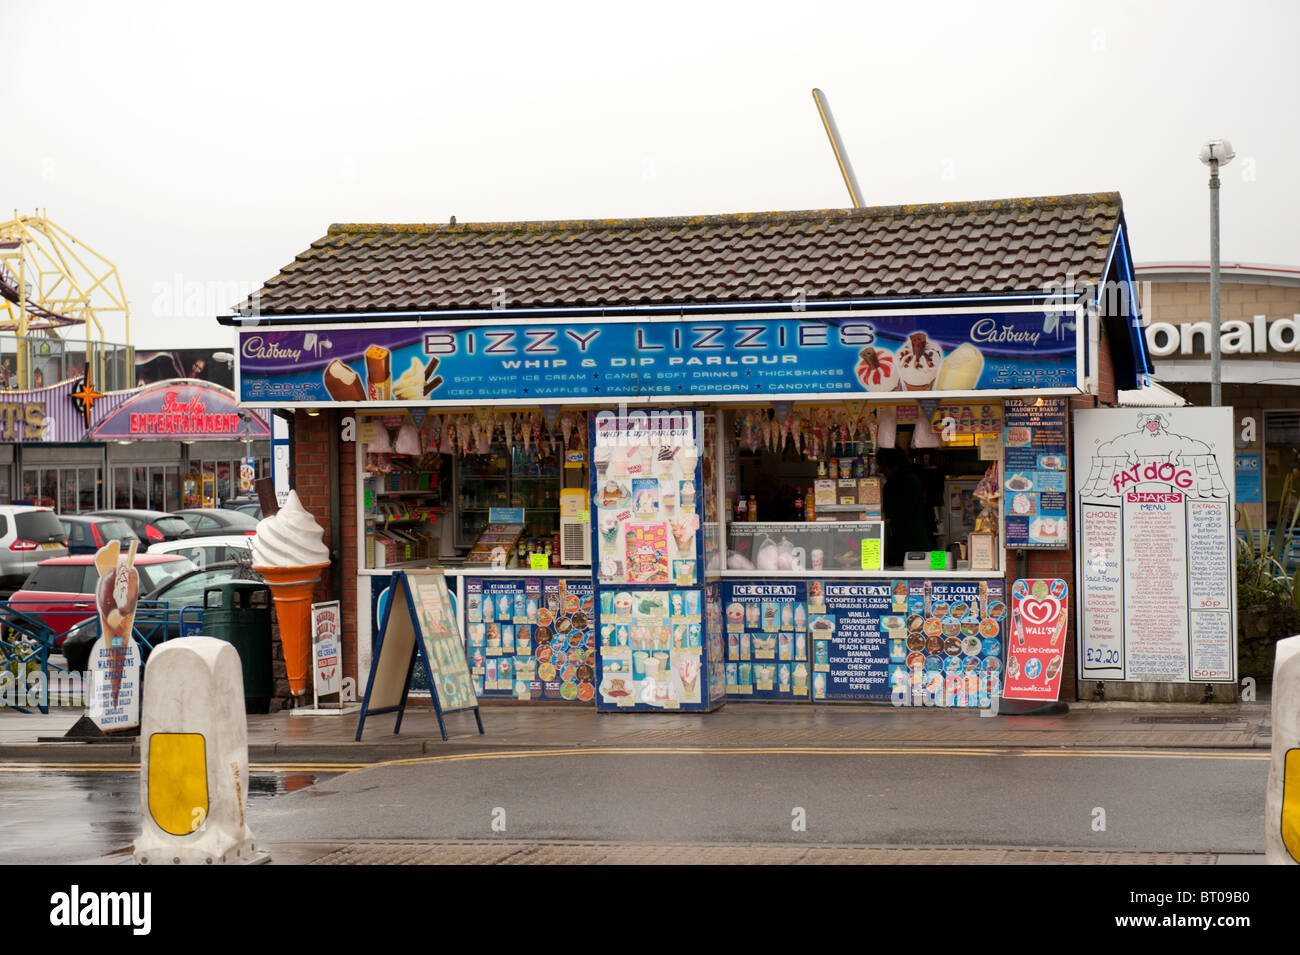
left=721, top=577, right=1004, bottom=706
left=464, top=576, right=594, bottom=702
left=1075, top=408, right=1236, bottom=684
left=1004, top=579, right=1068, bottom=701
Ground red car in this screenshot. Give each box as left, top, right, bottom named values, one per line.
left=8, top=554, right=196, bottom=646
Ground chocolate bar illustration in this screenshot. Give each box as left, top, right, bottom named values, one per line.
left=365, top=345, right=391, bottom=400
left=323, top=359, right=367, bottom=402
left=424, top=357, right=442, bottom=395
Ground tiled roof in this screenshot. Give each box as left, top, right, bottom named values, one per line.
left=248, top=193, right=1124, bottom=316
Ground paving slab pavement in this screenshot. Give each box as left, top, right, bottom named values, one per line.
left=271, top=841, right=1265, bottom=865
left=0, top=697, right=1273, bottom=763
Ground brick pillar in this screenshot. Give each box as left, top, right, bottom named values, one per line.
left=268, top=408, right=358, bottom=709
left=1001, top=322, right=1121, bottom=703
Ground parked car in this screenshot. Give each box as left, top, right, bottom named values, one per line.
left=169, top=508, right=260, bottom=539
left=57, top=515, right=140, bottom=556
left=221, top=494, right=263, bottom=520
left=86, top=510, right=196, bottom=549
left=149, top=534, right=254, bottom=569
left=7, top=554, right=197, bottom=648
left=59, top=560, right=260, bottom=670
left=0, top=506, right=69, bottom=595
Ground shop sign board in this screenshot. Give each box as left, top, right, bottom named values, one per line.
left=1003, top=397, right=1070, bottom=548
left=355, top=570, right=484, bottom=741
left=721, top=577, right=1006, bottom=706
left=236, top=306, right=1081, bottom=406
left=1075, top=408, right=1236, bottom=684
left=0, top=376, right=120, bottom=442
left=92, top=380, right=271, bottom=440
left=1235, top=454, right=1261, bottom=504
left=1004, top=579, right=1068, bottom=701
left=311, top=601, right=342, bottom=705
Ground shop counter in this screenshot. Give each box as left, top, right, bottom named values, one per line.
left=726, top=520, right=884, bottom=573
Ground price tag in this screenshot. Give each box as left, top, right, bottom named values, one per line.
left=860, top=538, right=882, bottom=570
left=979, top=435, right=1001, bottom=461
left=929, top=550, right=948, bottom=570
left=529, top=554, right=549, bottom=570
left=575, top=511, right=590, bottom=523
left=358, top=422, right=378, bottom=443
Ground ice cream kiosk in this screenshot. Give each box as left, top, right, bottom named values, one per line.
left=226, top=193, right=1153, bottom=709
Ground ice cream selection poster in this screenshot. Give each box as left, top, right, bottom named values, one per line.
left=1074, top=408, right=1236, bottom=684
left=1004, top=579, right=1068, bottom=701
left=1003, top=397, right=1070, bottom=548
left=236, top=307, right=1080, bottom=404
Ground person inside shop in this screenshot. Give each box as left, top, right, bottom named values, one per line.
left=877, top=447, right=933, bottom=567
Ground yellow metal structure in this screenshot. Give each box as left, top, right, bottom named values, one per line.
left=0, top=211, right=130, bottom=389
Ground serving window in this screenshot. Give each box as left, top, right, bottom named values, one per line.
left=718, top=403, right=1003, bottom=573
left=359, top=409, right=590, bottom=571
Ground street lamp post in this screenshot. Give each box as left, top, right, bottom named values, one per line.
left=1199, top=139, right=1235, bottom=407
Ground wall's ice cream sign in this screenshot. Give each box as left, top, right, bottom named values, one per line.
left=236, top=307, right=1081, bottom=405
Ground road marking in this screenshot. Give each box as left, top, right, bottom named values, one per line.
left=0, top=746, right=1270, bottom=774
left=0, top=763, right=363, bottom=773
left=1019, top=750, right=1270, bottom=761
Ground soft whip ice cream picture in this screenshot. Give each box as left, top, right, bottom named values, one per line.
left=898, top=331, right=944, bottom=391
left=252, top=490, right=331, bottom=697
left=855, top=347, right=899, bottom=392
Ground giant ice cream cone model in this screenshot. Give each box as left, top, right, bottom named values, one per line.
left=251, top=491, right=331, bottom=697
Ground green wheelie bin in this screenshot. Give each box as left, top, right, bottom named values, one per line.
left=203, top=581, right=273, bottom=714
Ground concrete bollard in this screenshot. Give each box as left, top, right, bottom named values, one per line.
left=134, top=637, right=267, bottom=865
left=1266, top=634, right=1299, bottom=864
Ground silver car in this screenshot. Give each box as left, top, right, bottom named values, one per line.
left=0, top=506, right=69, bottom=595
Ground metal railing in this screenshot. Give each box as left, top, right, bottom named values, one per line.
left=0, top=598, right=204, bottom=714
left=0, top=334, right=134, bottom=392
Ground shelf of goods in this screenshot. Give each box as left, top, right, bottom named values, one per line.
left=726, top=521, right=885, bottom=573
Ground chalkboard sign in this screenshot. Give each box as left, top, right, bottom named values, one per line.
left=356, top=570, right=484, bottom=741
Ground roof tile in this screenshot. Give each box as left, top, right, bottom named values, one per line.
left=244, top=193, right=1124, bottom=315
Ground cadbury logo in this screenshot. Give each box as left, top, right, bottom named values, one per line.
left=970, top=318, right=1041, bottom=348
left=241, top=336, right=302, bottom=362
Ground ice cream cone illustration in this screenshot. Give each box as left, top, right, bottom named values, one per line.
left=899, top=331, right=943, bottom=391
left=677, top=656, right=699, bottom=693
left=94, top=539, right=139, bottom=708
left=251, top=490, right=331, bottom=697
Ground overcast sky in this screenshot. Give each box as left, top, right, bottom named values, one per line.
left=4, top=0, right=1296, bottom=348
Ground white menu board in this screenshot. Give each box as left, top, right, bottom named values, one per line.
left=1074, top=408, right=1236, bottom=684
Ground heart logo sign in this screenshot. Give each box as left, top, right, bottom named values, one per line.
left=1020, top=598, right=1058, bottom=626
